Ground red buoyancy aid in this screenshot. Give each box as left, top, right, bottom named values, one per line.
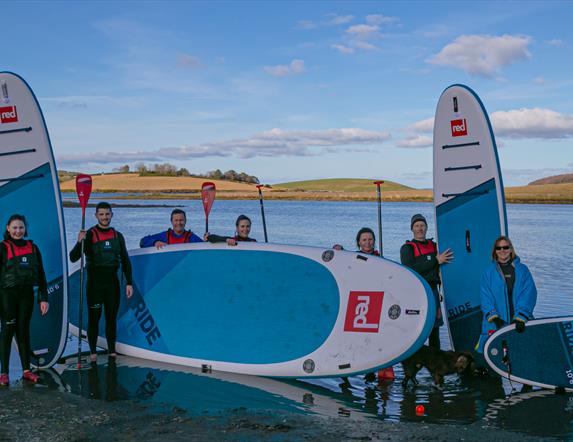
left=166, top=229, right=192, bottom=244
left=1, top=239, right=40, bottom=288
left=405, top=240, right=437, bottom=258
left=89, top=227, right=121, bottom=267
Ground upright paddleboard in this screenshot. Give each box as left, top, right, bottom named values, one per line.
left=0, top=72, right=68, bottom=368
left=69, top=242, right=436, bottom=377
left=433, top=84, right=507, bottom=355
left=484, top=317, right=573, bottom=391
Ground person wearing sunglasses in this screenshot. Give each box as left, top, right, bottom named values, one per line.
left=476, top=236, right=537, bottom=354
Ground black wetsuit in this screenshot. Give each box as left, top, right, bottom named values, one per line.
left=400, top=239, right=443, bottom=349
left=69, top=226, right=132, bottom=355
left=0, top=238, right=48, bottom=373
left=207, top=234, right=257, bottom=243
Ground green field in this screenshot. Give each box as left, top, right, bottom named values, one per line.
left=274, top=178, right=413, bottom=192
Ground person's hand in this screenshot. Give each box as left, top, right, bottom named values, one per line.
left=154, top=241, right=167, bottom=250
left=77, top=230, right=86, bottom=243
left=437, top=248, right=453, bottom=265
left=126, top=285, right=133, bottom=299
left=226, top=238, right=237, bottom=246
left=40, top=302, right=49, bottom=316
left=492, top=317, right=506, bottom=330
left=203, top=233, right=210, bottom=241
left=332, top=244, right=343, bottom=251
left=513, top=320, right=526, bottom=333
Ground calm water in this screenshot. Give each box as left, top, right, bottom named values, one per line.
left=58, top=198, right=573, bottom=438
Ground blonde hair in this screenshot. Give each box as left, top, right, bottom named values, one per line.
left=491, top=236, right=516, bottom=262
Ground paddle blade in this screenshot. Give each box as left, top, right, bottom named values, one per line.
left=75, top=174, right=93, bottom=210
left=201, top=182, right=216, bottom=217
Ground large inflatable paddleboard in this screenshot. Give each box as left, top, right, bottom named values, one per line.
left=433, top=84, right=507, bottom=354
left=0, top=72, right=68, bottom=368
left=69, top=242, right=435, bottom=377
left=484, top=317, right=573, bottom=391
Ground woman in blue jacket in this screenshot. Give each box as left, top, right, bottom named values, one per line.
left=476, top=236, right=537, bottom=353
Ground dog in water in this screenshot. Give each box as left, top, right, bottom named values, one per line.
left=401, top=345, right=475, bottom=386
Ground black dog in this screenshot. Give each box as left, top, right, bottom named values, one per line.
left=401, top=345, right=474, bottom=386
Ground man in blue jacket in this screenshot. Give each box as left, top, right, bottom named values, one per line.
left=139, top=209, right=202, bottom=249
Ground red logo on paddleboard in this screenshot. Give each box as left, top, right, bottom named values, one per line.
left=344, top=291, right=384, bottom=333
left=450, top=118, right=467, bottom=137
left=0, top=106, right=18, bottom=124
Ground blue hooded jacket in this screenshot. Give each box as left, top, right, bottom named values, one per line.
left=476, top=256, right=537, bottom=353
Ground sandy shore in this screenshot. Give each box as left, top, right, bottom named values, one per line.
left=0, top=377, right=550, bottom=441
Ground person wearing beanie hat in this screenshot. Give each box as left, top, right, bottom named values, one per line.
left=400, top=214, right=453, bottom=349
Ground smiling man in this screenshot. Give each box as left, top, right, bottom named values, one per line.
left=400, top=214, right=453, bottom=350
left=139, top=209, right=202, bottom=249
left=70, top=202, right=133, bottom=362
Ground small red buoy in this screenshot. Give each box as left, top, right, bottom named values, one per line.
left=377, top=366, right=395, bottom=381
left=415, top=404, right=425, bottom=415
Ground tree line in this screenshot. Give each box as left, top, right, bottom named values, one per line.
left=113, top=163, right=260, bottom=184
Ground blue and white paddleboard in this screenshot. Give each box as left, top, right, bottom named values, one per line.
left=0, top=72, right=68, bottom=368
left=433, top=84, right=507, bottom=354
left=485, top=317, right=573, bottom=391
left=69, top=242, right=436, bottom=377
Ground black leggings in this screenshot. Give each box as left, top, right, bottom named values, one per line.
left=87, top=273, right=120, bottom=354
left=0, top=286, right=35, bottom=373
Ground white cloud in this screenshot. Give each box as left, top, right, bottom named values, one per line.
left=331, top=44, right=355, bottom=54
left=366, top=14, right=398, bottom=25
left=491, top=108, right=573, bottom=139
left=354, top=41, right=377, bottom=51
left=346, top=24, right=379, bottom=38
left=57, top=128, right=392, bottom=165
left=396, top=135, right=432, bottom=148
left=264, top=59, right=306, bottom=77
left=428, top=34, right=532, bottom=77
left=547, top=39, right=565, bottom=47
left=407, top=117, right=434, bottom=133
left=325, top=13, right=354, bottom=25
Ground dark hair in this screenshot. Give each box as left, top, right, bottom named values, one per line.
left=491, top=235, right=516, bottom=262
left=171, top=209, right=186, bottom=220
left=355, top=227, right=375, bottom=249
left=4, top=214, right=27, bottom=240
left=235, top=215, right=251, bottom=227
left=95, top=202, right=112, bottom=212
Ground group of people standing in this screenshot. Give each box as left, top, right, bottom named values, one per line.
left=0, top=202, right=536, bottom=385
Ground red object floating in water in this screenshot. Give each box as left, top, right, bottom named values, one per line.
left=415, top=404, right=425, bottom=415
left=377, top=366, right=395, bottom=380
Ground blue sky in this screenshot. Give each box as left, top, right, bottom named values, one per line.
left=3, top=1, right=573, bottom=187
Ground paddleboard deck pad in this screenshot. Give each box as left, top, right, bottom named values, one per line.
left=0, top=72, right=68, bottom=368
left=485, top=317, right=573, bottom=391
left=433, top=84, right=507, bottom=355
left=69, top=242, right=435, bottom=377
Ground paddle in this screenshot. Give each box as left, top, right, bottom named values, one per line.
left=373, top=181, right=384, bottom=256
left=201, top=182, right=216, bottom=234
left=256, top=185, right=268, bottom=242
left=75, top=174, right=92, bottom=368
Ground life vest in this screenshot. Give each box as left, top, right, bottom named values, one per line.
left=405, top=240, right=437, bottom=258
left=88, top=227, right=121, bottom=267
left=1, top=239, right=40, bottom=288
left=166, top=229, right=192, bottom=244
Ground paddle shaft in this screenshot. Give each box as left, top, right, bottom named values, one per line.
left=374, top=181, right=384, bottom=256
left=77, top=209, right=86, bottom=368
left=256, top=185, right=268, bottom=242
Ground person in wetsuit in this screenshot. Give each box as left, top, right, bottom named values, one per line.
left=204, top=214, right=257, bottom=246
left=400, top=214, right=453, bottom=350
left=70, top=202, right=133, bottom=362
left=0, top=214, right=49, bottom=385
left=476, top=236, right=537, bottom=353
left=139, top=209, right=202, bottom=249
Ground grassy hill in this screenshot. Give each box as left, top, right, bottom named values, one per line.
left=274, top=178, right=412, bottom=192
left=529, top=173, right=573, bottom=185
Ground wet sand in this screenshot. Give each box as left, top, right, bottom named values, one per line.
left=0, top=376, right=549, bottom=442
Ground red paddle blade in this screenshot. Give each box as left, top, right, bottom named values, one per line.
left=75, top=174, right=93, bottom=209
left=201, top=182, right=216, bottom=216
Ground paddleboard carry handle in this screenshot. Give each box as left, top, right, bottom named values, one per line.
left=0, top=127, right=32, bottom=135
left=465, top=230, right=471, bottom=253
left=453, top=96, right=458, bottom=113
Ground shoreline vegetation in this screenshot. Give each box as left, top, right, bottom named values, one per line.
left=59, top=174, right=573, bottom=204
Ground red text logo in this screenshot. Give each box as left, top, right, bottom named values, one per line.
left=344, top=291, right=384, bottom=333
left=450, top=118, right=467, bottom=137
left=0, top=106, right=18, bottom=124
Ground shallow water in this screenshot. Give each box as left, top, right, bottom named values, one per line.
left=56, top=199, right=573, bottom=438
